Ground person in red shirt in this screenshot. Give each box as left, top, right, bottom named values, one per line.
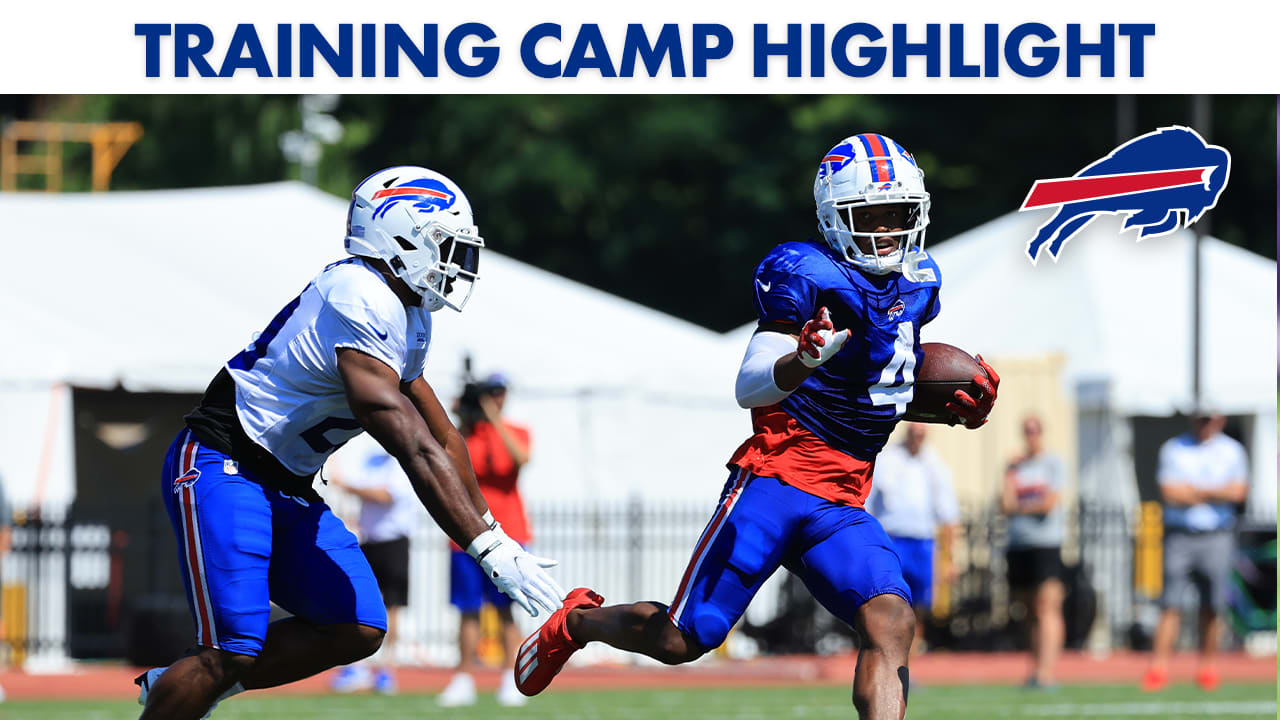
left=438, top=373, right=534, bottom=708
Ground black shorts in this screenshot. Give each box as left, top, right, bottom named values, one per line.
left=1006, top=546, right=1065, bottom=591
left=361, top=536, right=411, bottom=608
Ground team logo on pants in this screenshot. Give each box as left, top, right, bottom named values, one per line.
left=1020, top=125, right=1231, bottom=264
left=173, top=466, right=201, bottom=492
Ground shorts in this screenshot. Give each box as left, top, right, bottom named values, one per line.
left=161, top=429, right=387, bottom=657
left=361, top=536, right=410, bottom=608
left=450, top=550, right=513, bottom=613
left=1161, top=530, right=1234, bottom=613
left=668, top=467, right=910, bottom=651
left=1006, top=546, right=1065, bottom=592
left=890, top=536, right=935, bottom=610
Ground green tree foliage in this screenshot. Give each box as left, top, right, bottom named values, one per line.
left=29, top=94, right=1278, bottom=330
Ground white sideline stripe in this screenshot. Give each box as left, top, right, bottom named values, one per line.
left=1021, top=700, right=1277, bottom=716
left=518, top=657, right=539, bottom=684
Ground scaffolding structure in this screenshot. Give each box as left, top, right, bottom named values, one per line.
left=0, top=121, right=142, bottom=192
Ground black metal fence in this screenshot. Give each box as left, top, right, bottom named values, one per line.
left=1, top=500, right=1273, bottom=666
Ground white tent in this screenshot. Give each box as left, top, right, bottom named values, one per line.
left=0, top=182, right=749, bottom=513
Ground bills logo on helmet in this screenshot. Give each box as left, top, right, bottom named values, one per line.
left=887, top=299, right=905, bottom=319
left=371, top=178, right=457, bottom=219
left=1020, top=126, right=1231, bottom=264
left=173, top=467, right=201, bottom=492
left=818, top=143, right=856, bottom=180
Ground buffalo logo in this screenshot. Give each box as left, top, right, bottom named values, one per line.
left=371, top=178, right=457, bottom=220
left=887, top=299, right=905, bottom=319
left=173, top=467, right=201, bottom=492
left=818, top=143, right=856, bottom=180
left=1020, top=126, right=1231, bottom=264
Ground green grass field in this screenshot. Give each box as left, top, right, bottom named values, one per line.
left=3, top=683, right=1275, bottom=720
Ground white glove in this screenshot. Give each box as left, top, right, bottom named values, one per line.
left=466, top=528, right=565, bottom=617
left=797, top=307, right=851, bottom=368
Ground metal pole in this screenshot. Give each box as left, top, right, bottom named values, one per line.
left=1191, top=95, right=1211, bottom=412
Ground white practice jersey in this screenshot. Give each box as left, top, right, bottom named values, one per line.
left=226, top=258, right=433, bottom=476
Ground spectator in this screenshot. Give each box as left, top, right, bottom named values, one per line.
left=438, top=372, right=533, bottom=708
left=1142, top=411, right=1248, bottom=693
left=327, top=439, right=419, bottom=695
left=1001, top=415, right=1067, bottom=690
left=865, top=423, right=960, bottom=655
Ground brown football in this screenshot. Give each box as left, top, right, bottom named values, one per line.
left=905, top=343, right=987, bottom=421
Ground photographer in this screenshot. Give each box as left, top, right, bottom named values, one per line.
left=439, top=372, right=534, bottom=707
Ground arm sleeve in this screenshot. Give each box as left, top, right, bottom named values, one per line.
left=320, top=299, right=407, bottom=378
left=752, top=263, right=819, bottom=325
left=734, top=331, right=799, bottom=408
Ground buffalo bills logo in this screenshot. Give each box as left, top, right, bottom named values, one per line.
left=1021, top=126, right=1231, bottom=264
left=173, top=467, right=201, bottom=492
left=371, top=178, right=457, bottom=220
left=887, top=299, right=905, bottom=319
left=818, top=142, right=856, bottom=180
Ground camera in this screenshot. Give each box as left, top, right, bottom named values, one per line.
left=457, top=358, right=508, bottom=426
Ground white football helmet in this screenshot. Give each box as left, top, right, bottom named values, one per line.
left=345, top=166, right=484, bottom=312
left=813, top=133, right=931, bottom=279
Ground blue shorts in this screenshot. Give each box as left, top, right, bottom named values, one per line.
left=889, top=536, right=935, bottom=610
left=668, top=468, right=910, bottom=651
left=450, top=550, right=513, bottom=613
left=161, top=429, right=387, bottom=656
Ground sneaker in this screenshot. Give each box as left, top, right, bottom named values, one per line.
left=330, top=665, right=373, bottom=694
left=1023, top=676, right=1058, bottom=692
left=136, top=667, right=220, bottom=718
left=437, top=672, right=477, bottom=707
left=497, top=671, right=528, bottom=707
left=1141, top=667, right=1169, bottom=692
left=373, top=669, right=398, bottom=696
left=514, top=587, right=605, bottom=697
left=1195, top=666, right=1220, bottom=692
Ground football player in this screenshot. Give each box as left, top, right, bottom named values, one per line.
left=513, top=135, right=997, bottom=720
left=136, top=167, right=565, bottom=720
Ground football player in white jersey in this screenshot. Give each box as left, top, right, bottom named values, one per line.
left=136, top=167, right=565, bottom=720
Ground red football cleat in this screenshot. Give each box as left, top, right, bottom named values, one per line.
left=1140, top=666, right=1168, bottom=692
left=1195, top=666, right=1220, bottom=692
left=514, top=587, right=604, bottom=696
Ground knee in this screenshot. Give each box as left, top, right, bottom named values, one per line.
left=860, top=595, right=916, bottom=654
left=337, top=624, right=386, bottom=663
left=649, top=614, right=707, bottom=666
left=192, top=647, right=255, bottom=687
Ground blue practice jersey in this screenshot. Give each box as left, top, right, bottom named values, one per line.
left=751, top=240, right=941, bottom=461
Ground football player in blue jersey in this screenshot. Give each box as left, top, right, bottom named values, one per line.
left=514, top=134, right=997, bottom=720
left=136, top=167, right=566, bottom=720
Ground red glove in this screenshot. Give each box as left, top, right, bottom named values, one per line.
left=797, top=307, right=851, bottom=368
left=946, top=355, right=1000, bottom=429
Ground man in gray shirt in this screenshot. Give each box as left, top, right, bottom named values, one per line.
left=1001, top=415, right=1067, bottom=689
left=1141, top=412, right=1248, bottom=693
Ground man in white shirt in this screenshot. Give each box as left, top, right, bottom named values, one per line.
left=864, top=423, right=960, bottom=655
left=1142, top=412, right=1248, bottom=693
left=327, top=436, right=420, bottom=695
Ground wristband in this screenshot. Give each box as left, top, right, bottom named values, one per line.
left=465, top=529, right=503, bottom=561
left=481, top=509, right=499, bottom=531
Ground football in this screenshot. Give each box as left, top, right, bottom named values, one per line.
left=905, top=342, right=988, bottom=422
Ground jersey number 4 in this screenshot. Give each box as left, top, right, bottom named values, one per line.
left=867, top=322, right=916, bottom=417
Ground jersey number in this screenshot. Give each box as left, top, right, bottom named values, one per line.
left=300, top=416, right=364, bottom=453
left=867, top=322, right=916, bottom=417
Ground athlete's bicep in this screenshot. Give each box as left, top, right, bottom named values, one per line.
left=337, top=348, right=423, bottom=457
